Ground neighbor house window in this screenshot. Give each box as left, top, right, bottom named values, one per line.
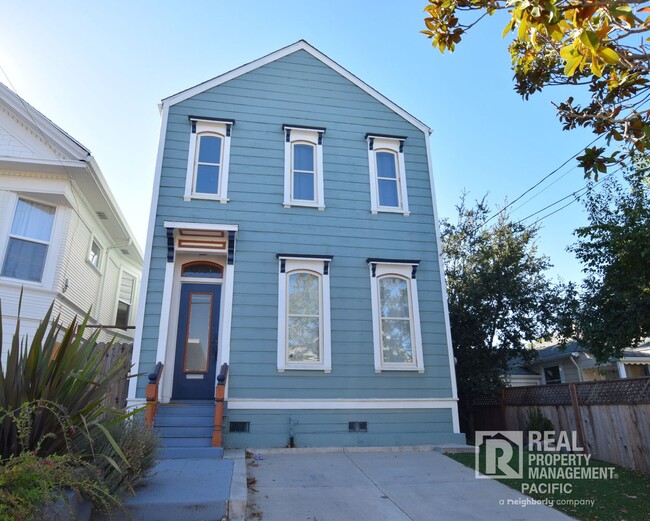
left=88, top=239, right=102, bottom=269
left=1, top=198, right=55, bottom=283
left=543, top=365, right=562, bottom=385
left=184, top=118, right=233, bottom=203
left=115, top=271, right=136, bottom=329
left=277, top=255, right=332, bottom=372
left=368, top=260, right=423, bottom=372
left=283, top=125, right=325, bottom=209
left=366, top=135, right=409, bottom=215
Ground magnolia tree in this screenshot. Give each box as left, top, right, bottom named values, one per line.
left=422, top=0, right=650, bottom=178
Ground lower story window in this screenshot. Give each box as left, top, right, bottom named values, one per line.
left=277, top=255, right=332, bottom=372
left=368, top=260, right=424, bottom=373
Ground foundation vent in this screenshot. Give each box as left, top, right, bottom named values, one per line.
left=348, top=421, right=368, bottom=433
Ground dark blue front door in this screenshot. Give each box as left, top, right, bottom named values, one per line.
left=172, top=283, right=221, bottom=400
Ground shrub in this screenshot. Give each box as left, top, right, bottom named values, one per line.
left=0, top=402, right=118, bottom=519
left=91, top=416, right=160, bottom=497
left=0, top=298, right=132, bottom=459
left=525, top=407, right=554, bottom=434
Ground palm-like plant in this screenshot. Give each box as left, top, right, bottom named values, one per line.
left=0, top=296, right=132, bottom=459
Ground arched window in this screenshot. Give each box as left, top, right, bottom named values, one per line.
left=375, top=150, right=400, bottom=208
left=277, top=255, right=332, bottom=372
left=283, top=126, right=325, bottom=209
left=184, top=118, right=233, bottom=203
left=181, top=261, right=223, bottom=279
left=291, top=142, right=316, bottom=202
left=286, top=270, right=321, bottom=363
left=367, top=135, right=409, bottom=215
left=377, top=275, right=413, bottom=364
left=368, top=260, right=423, bottom=372
left=194, top=133, right=223, bottom=195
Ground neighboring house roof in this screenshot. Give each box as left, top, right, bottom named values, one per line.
left=508, top=366, right=540, bottom=376
left=0, top=82, right=142, bottom=263
left=161, top=40, right=432, bottom=135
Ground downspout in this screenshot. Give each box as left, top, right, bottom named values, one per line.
left=570, top=352, right=583, bottom=382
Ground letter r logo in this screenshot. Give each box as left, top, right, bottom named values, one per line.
left=475, top=431, right=523, bottom=479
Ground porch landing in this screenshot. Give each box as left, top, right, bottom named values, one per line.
left=109, top=451, right=244, bottom=521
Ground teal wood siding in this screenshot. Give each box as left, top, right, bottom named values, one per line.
left=224, top=409, right=464, bottom=449
left=137, top=50, right=454, bottom=414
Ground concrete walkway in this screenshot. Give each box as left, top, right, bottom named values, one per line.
left=245, top=448, right=575, bottom=521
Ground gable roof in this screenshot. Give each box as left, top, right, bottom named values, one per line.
left=0, top=82, right=142, bottom=262
left=162, top=40, right=431, bottom=135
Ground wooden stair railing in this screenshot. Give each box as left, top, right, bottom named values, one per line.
left=145, top=362, right=164, bottom=426
left=212, top=363, right=229, bottom=447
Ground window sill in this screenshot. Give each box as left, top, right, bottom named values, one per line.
left=184, top=194, right=229, bottom=204
left=0, top=275, right=47, bottom=288
left=283, top=202, right=325, bottom=210
left=279, top=365, right=331, bottom=373
left=375, top=366, right=424, bottom=373
left=371, top=207, right=410, bottom=216
left=86, top=260, right=103, bottom=275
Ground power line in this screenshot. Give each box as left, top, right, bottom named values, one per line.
left=514, top=166, right=623, bottom=226
left=484, top=135, right=603, bottom=225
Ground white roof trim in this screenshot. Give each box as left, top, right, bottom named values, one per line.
left=162, top=40, right=431, bottom=135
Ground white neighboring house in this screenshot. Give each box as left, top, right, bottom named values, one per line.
left=0, top=82, right=142, bottom=358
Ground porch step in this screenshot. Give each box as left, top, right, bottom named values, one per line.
left=154, top=401, right=220, bottom=460
left=155, top=415, right=213, bottom=428
left=161, top=446, right=224, bottom=459
left=157, top=425, right=213, bottom=438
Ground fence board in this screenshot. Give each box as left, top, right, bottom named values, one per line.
left=96, top=342, right=133, bottom=410
left=485, top=377, right=650, bottom=473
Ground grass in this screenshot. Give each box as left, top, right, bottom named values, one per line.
left=448, top=450, right=650, bottom=520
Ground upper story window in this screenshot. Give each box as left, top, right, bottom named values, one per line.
left=366, top=135, right=410, bottom=215
left=543, top=365, right=562, bottom=385
left=367, top=259, right=424, bottom=372
left=116, top=271, right=136, bottom=329
left=88, top=238, right=102, bottom=270
left=1, top=198, right=56, bottom=283
left=277, top=255, right=332, bottom=372
left=184, top=118, right=234, bottom=203
left=283, top=125, right=325, bottom=210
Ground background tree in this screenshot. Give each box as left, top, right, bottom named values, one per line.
left=441, top=196, right=571, bottom=429
left=571, top=159, right=650, bottom=362
left=422, top=0, right=650, bottom=178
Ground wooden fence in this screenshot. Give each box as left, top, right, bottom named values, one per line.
left=473, top=377, right=650, bottom=473
left=97, top=342, right=133, bottom=410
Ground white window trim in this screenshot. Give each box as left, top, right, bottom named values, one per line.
left=368, top=261, right=424, bottom=373
left=283, top=126, right=325, bottom=210
left=87, top=235, right=103, bottom=273
left=184, top=118, right=233, bottom=203
left=277, top=256, right=331, bottom=372
left=114, top=267, right=139, bottom=328
left=367, top=136, right=410, bottom=215
left=0, top=196, right=59, bottom=286
left=542, top=364, right=563, bottom=385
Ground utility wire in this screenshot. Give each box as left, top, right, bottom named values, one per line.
left=484, top=135, right=603, bottom=225
left=514, top=166, right=623, bottom=226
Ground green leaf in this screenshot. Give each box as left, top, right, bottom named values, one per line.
left=579, top=30, right=599, bottom=52
left=564, top=55, right=581, bottom=76
left=599, top=47, right=619, bottom=64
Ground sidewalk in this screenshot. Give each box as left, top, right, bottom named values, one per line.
left=245, top=448, right=575, bottom=521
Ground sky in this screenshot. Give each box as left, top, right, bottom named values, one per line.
left=0, top=1, right=599, bottom=283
